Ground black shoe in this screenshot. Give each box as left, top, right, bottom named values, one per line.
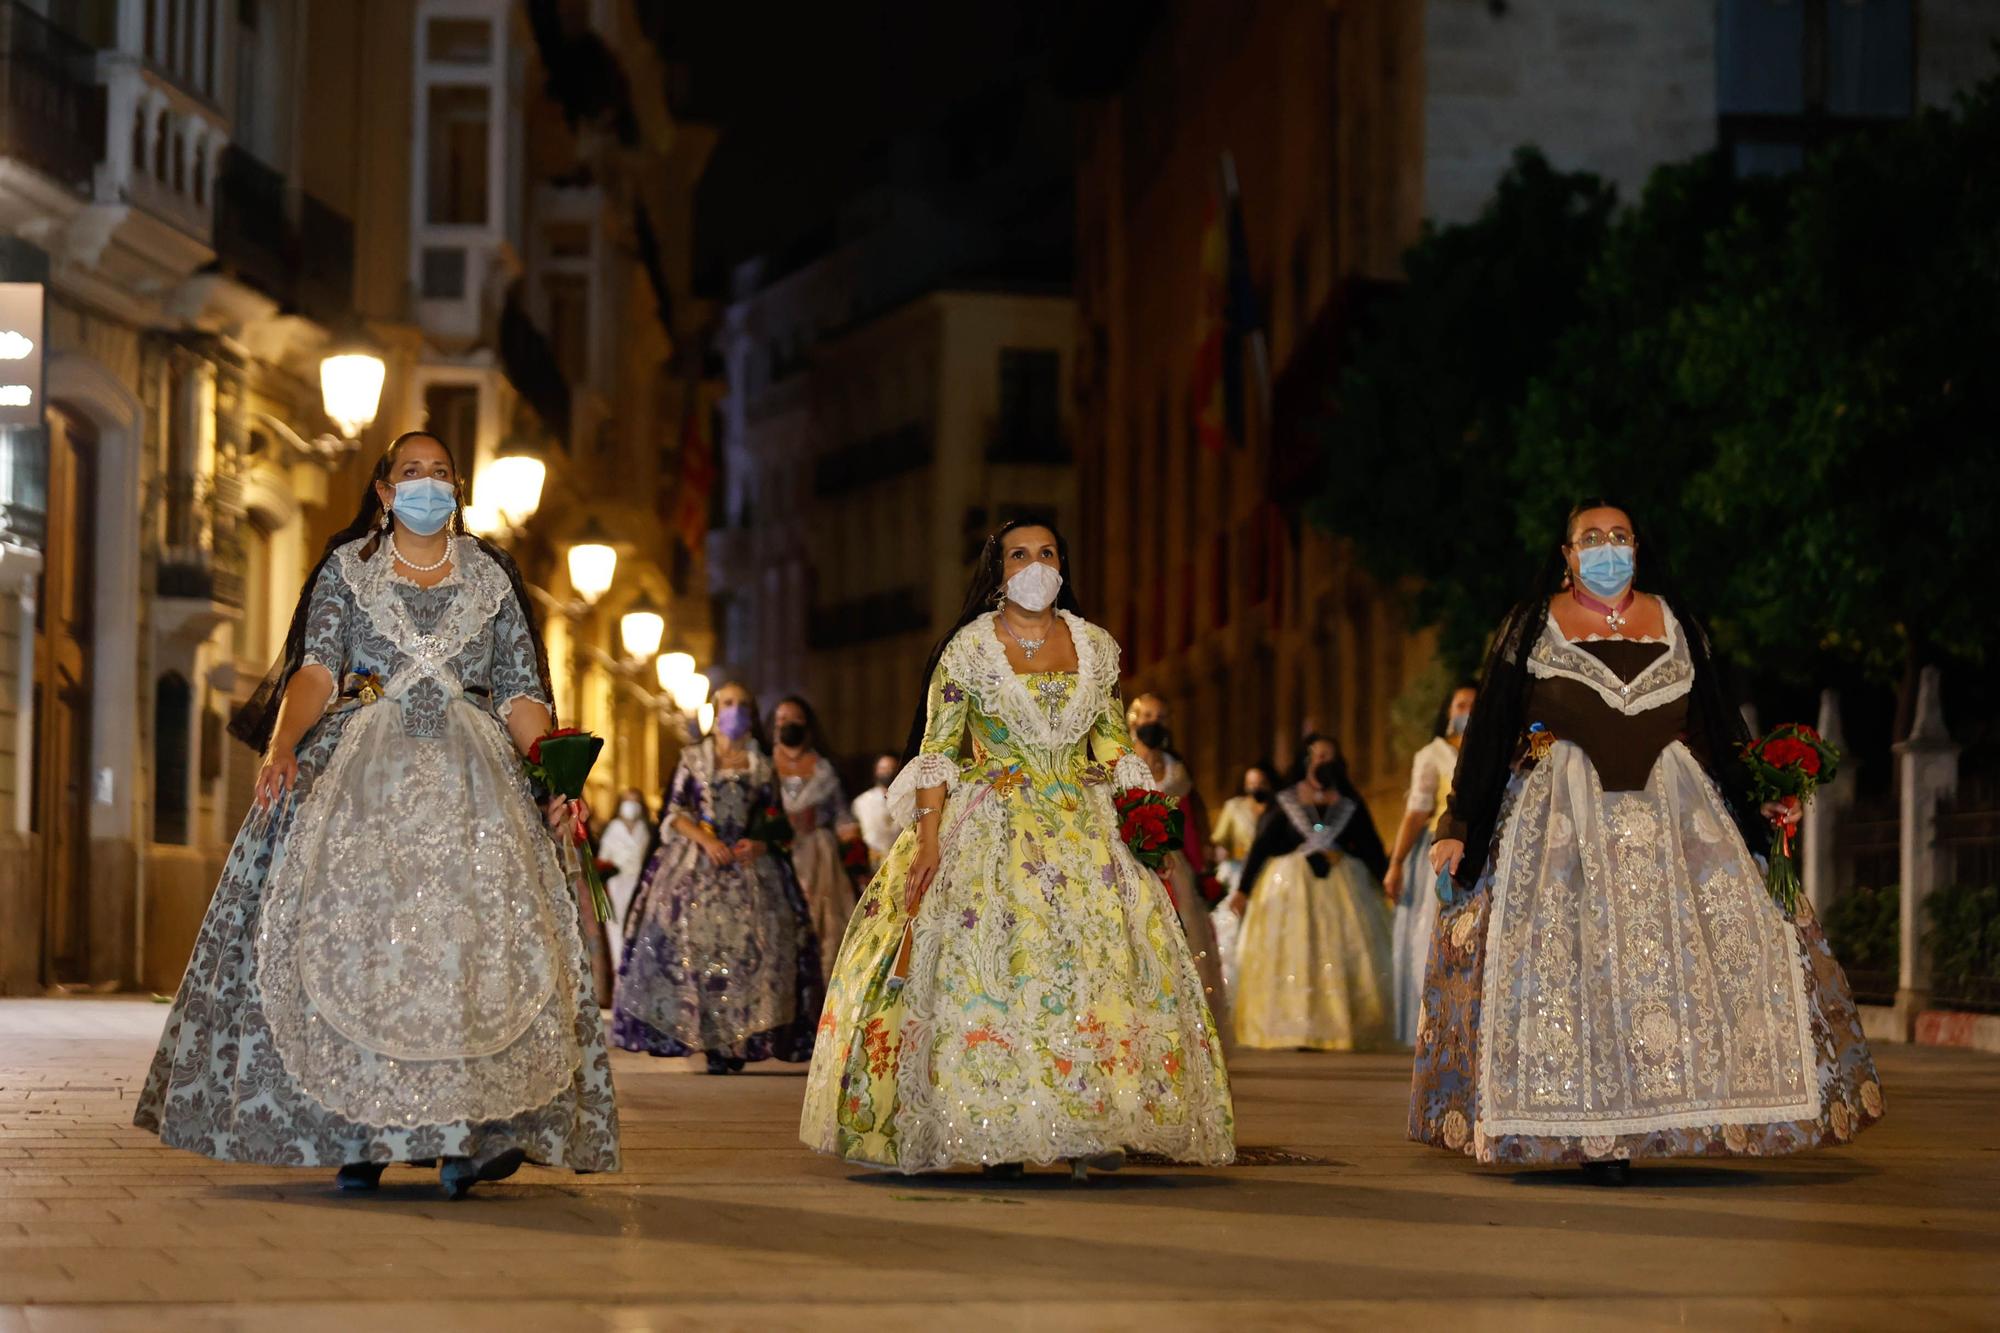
left=726, top=1057, right=746, bottom=1073
left=705, top=1052, right=731, bottom=1075
left=440, top=1146, right=528, bottom=1201
left=335, top=1162, right=387, bottom=1192
left=1581, top=1160, right=1631, bottom=1187
left=981, top=1162, right=1025, bottom=1181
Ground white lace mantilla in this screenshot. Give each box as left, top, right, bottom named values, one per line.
left=1528, top=604, right=1694, bottom=715
left=1277, top=788, right=1356, bottom=853
left=886, top=611, right=1152, bottom=827
left=779, top=755, right=842, bottom=815
left=257, top=540, right=583, bottom=1127
left=1475, top=741, right=1819, bottom=1141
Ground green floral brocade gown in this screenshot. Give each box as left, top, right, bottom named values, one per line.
left=799, top=612, right=1235, bottom=1172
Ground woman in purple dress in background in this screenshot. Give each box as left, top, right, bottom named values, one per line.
left=612, top=681, right=823, bottom=1073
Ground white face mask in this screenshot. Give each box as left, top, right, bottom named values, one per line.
left=618, top=800, right=644, bottom=822
left=1005, top=562, right=1063, bottom=613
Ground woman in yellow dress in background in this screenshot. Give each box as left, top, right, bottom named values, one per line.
left=1228, top=734, right=1396, bottom=1051
left=800, top=520, right=1235, bottom=1179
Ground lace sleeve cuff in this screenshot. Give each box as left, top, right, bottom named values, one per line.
left=1114, top=752, right=1157, bottom=793
left=886, top=752, right=961, bottom=828
left=496, top=690, right=552, bottom=724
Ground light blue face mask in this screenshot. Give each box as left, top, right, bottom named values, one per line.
left=1575, top=543, right=1635, bottom=599
left=392, top=477, right=457, bottom=536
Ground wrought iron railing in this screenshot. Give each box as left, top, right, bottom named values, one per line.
left=0, top=1, right=106, bottom=195
left=155, top=470, right=245, bottom=608
left=0, top=421, right=47, bottom=547
left=210, top=144, right=356, bottom=324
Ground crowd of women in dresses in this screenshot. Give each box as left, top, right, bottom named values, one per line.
left=132, top=432, right=1884, bottom=1198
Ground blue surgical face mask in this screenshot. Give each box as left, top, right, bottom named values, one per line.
left=1447, top=713, right=1469, bottom=737
left=392, top=477, right=457, bottom=536
left=1574, top=544, right=1635, bottom=600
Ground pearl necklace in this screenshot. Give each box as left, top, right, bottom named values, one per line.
left=390, top=529, right=454, bottom=573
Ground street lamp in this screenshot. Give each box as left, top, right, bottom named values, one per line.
left=319, top=340, right=386, bottom=441
left=619, top=595, right=665, bottom=661
left=655, top=651, right=695, bottom=693
left=675, top=671, right=711, bottom=714
left=566, top=520, right=618, bottom=606
left=482, top=432, right=548, bottom=530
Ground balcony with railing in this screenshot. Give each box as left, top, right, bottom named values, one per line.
left=0, top=1, right=107, bottom=195
left=206, top=143, right=356, bottom=324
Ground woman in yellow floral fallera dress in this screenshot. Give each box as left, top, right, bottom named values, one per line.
left=800, top=521, right=1235, bottom=1178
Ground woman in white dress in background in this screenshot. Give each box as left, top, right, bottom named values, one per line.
left=597, top=787, right=654, bottom=968
left=1384, top=685, right=1475, bottom=1047
left=1229, top=734, right=1395, bottom=1052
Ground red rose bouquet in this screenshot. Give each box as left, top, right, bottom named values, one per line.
left=1741, top=722, right=1841, bottom=914
left=1114, top=788, right=1184, bottom=871
left=745, top=800, right=794, bottom=858
left=523, top=727, right=612, bottom=926
left=840, top=832, right=873, bottom=889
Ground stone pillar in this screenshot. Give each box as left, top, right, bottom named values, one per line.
left=1894, top=666, right=1959, bottom=1038
left=1803, top=687, right=1855, bottom=917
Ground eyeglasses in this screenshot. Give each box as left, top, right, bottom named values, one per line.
left=1570, top=528, right=1635, bottom=549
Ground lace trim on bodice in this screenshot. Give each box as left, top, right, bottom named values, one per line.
left=1528, top=603, right=1694, bottom=715
left=333, top=536, right=510, bottom=698
left=780, top=756, right=841, bottom=814
left=1277, top=787, right=1356, bottom=852
left=942, top=610, right=1117, bottom=752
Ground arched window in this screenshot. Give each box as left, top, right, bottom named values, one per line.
left=154, top=672, right=193, bottom=845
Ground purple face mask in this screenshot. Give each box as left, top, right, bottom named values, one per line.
left=716, top=703, right=754, bottom=740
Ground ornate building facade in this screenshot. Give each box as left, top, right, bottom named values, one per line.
left=0, top=0, right=712, bottom=995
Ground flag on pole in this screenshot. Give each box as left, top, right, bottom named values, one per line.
left=1191, top=152, right=1267, bottom=451
left=673, top=382, right=714, bottom=554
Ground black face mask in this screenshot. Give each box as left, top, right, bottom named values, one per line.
left=1134, top=722, right=1170, bottom=750
left=1246, top=788, right=1271, bottom=805
left=874, top=772, right=893, bottom=789
left=1311, top=761, right=1342, bottom=790
left=777, top=722, right=809, bottom=748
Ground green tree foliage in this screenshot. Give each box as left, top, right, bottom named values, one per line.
left=1308, top=150, right=1616, bottom=674
left=1321, top=82, right=2000, bottom=683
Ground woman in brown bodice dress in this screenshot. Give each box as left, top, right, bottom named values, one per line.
left=1410, top=501, right=1882, bottom=1183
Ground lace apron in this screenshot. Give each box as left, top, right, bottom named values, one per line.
left=256, top=548, right=582, bottom=1127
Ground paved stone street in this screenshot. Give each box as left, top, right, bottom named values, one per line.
left=0, top=999, right=1995, bottom=1331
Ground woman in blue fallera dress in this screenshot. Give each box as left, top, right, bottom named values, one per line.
left=612, top=681, right=824, bottom=1073
left=136, top=432, right=619, bottom=1199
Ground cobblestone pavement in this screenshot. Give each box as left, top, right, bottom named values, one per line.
left=1, top=998, right=1995, bottom=1331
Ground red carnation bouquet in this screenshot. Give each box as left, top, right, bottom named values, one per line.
left=1741, top=722, right=1841, bottom=914
left=523, top=727, right=612, bottom=926
left=1114, top=788, right=1184, bottom=871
